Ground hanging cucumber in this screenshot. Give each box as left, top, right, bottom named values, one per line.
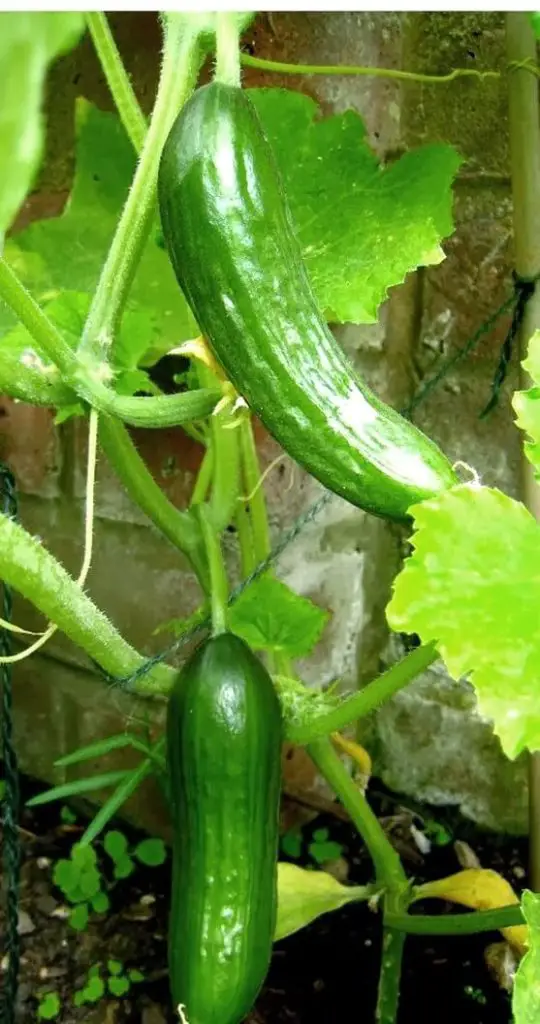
left=166, top=632, right=282, bottom=1024
left=158, top=82, right=458, bottom=522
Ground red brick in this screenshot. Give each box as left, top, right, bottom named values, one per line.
left=0, top=399, right=62, bottom=497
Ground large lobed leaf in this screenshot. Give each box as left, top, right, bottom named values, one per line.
left=1, top=99, right=198, bottom=367
left=387, top=484, right=540, bottom=761
left=251, top=88, right=461, bottom=324
left=0, top=13, right=84, bottom=245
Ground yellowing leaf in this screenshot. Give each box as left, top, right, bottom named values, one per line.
left=331, top=732, right=372, bottom=788
left=275, top=862, right=367, bottom=941
left=417, top=868, right=527, bottom=953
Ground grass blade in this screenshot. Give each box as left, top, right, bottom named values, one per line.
left=26, top=771, right=129, bottom=807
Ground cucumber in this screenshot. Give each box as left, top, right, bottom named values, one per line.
left=166, top=632, right=282, bottom=1024
left=158, top=82, right=458, bottom=522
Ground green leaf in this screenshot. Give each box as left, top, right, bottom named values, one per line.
left=79, top=974, right=105, bottom=1004
left=60, top=805, right=77, bottom=825
left=513, top=889, right=540, bottom=1023
left=108, top=975, right=130, bottom=997
left=281, top=829, right=303, bottom=859
left=133, top=837, right=167, bottom=867
left=91, top=891, right=110, bottom=915
left=79, top=757, right=156, bottom=847
left=114, top=854, right=135, bottom=880
left=249, top=87, right=461, bottom=324
left=309, top=840, right=344, bottom=865
left=2, top=100, right=197, bottom=365
left=37, top=991, right=61, bottom=1020
left=26, top=770, right=129, bottom=807
left=275, top=862, right=367, bottom=941
left=72, top=843, right=97, bottom=870
left=0, top=13, right=84, bottom=241
left=309, top=829, right=344, bottom=865
left=229, top=574, right=329, bottom=658
left=424, top=819, right=453, bottom=847
left=513, top=330, right=540, bottom=478
left=387, top=484, right=540, bottom=760
left=78, top=867, right=101, bottom=902
left=127, top=969, right=144, bottom=984
left=55, top=733, right=141, bottom=768
left=69, top=903, right=89, bottom=932
left=53, top=859, right=80, bottom=898
left=107, top=959, right=123, bottom=976
left=103, top=830, right=128, bottom=863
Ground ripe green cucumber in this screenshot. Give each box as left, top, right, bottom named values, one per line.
left=158, top=81, right=458, bottom=522
left=166, top=632, right=282, bottom=1024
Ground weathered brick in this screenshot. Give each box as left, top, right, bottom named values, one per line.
left=69, top=417, right=205, bottom=526
left=0, top=399, right=62, bottom=497
left=401, top=12, right=509, bottom=176
left=416, top=187, right=514, bottom=375
left=245, top=12, right=404, bottom=157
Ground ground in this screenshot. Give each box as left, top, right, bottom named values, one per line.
left=0, top=774, right=526, bottom=1023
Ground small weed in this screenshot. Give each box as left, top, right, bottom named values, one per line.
left=281, top=825, right=344, bottom=865
left=52, top=830, right=166, bottom=931
left=74, top=962, right=145, bottom=1007
left=60, top=804, right=77, bottom=825
left=308, top=828, right=343, bottom=865
left=423, top=817, right=453, bottom=847
left=37, top=992, right=61, bottom=1020
left=280, top=828, right=302, bottom=859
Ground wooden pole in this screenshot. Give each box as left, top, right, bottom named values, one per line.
left=505, top=12, right=540, bottom=889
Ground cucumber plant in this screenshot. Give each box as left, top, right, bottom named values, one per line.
left=0, top=10, right=539, bottom=1024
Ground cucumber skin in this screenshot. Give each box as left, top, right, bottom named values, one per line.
left=166, top=633, right=282, bottom=1024
left=158, top=82, right=458, bottom=522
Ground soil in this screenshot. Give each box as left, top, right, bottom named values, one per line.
left=1, top=774, right=526, bottom=1024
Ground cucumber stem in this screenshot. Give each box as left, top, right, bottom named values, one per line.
left=307, top=737, right=406, bottom=888
left=190, top=445, right=214, bottom=507
left=215, top=13, right=241, bottom=87
left=287, top=642, right=439, bottom=744
left=198, top=506, right=229, bottom=636
left=86, top=13, right=147, bottom=152
left=98, top=415, right=209, bottom=588
left=78, top=16, right=202, bottom=364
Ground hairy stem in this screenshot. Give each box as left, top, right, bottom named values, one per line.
left=287, top=643, right=439, bottom=745
left=98, top=415, right=208, bottom=587
left=0, top=258, right=76, bottom=377
left=86, top=12, right=147, bottom=152
left=78, top=17, right=202, bottom=363
left=0, top=513, right=175, bottom=693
